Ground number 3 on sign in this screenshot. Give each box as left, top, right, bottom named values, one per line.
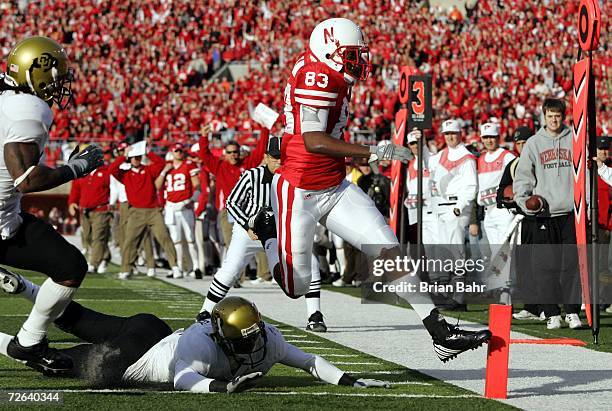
left=305, top=72, right=329, bottom=88
left=412, top=81, right=425, bottom=115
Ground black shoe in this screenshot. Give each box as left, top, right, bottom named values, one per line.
left=204, top=266, right=216, bottom=276
left=0, top=266, right=25, bottom=294
left=423, top=309, right=491, bottom=363
left=196, top=311, right=211, bottom=323
left=253, top=207, right=276, bottom=245
left=7, top=337, right=73, bottom=376
left=194, top=269, right=203, bottom=280
left=306, top=311, right=327, bottom=333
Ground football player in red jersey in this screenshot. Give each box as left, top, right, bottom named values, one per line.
left=254, top=18, right=490, bottom=362
left=156, top=143, right=201, bottom=278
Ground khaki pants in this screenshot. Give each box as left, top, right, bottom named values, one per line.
left=121, top=207, right=176, bottom=272
left=219, top=208, right=233, bottom=247
left=80, top=211, right=91, bottom=251
left=88, top=211, right=112, bottom=267
left=119, top=203, right=154, bottom=269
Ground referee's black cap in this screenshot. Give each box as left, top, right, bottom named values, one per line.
left=266, top=136, right=281, bottom=158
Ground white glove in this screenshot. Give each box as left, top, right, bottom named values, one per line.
left=353, top=378, right=391, bottom=389
left=65, top=144, right=104, bottom=179
left=368, top=143, right=412, bottom=164
left=226, top=371, right=263, bottom=393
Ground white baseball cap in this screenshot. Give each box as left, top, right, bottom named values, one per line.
left=407, top=130, right=419, bottom=144
left=480, top=122, right=500, bottom=137
left=441, top=119, right=460, bottom=134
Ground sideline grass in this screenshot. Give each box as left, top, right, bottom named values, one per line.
left=0, top=266, right=514, bottom=410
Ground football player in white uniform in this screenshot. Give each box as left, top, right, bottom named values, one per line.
left=0, top=37, right=103, bottom=374
left=253, top=18, right=491, bottom=362
left=0, top=270, right=389, bottom=392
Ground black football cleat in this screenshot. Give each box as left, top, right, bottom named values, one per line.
left=306, top=311, right=327, bottom=333
left=423, top=309, right=491, bottom=363
left=0, top=266, right=25, bottom=294
left=7, top=337, right=73, bottom=376
left=252, top=207, right=276, bottom=246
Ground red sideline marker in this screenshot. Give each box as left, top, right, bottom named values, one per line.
left=485, top=304, right=589, bottom=399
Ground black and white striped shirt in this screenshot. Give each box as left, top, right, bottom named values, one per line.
left=226, top=165, right=273, bottom=230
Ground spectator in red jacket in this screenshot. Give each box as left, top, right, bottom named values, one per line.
left=67, top=149, right=113, bottom=274
left=109, top=143, right=181, bottom=280
left=198, top=126, right=269, bottom=250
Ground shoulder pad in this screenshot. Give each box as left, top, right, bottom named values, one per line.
left=1, top=93, right=53, bottom=126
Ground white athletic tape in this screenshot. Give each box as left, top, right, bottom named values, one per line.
left=13, top=165, right=36, bottom=188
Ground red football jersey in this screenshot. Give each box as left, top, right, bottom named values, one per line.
left=279, top=52, right=351, bottom=190
left=164, top=161, right=199, bottom=203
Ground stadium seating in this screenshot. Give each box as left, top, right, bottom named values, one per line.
left=0, top=0, right=609, bottom=157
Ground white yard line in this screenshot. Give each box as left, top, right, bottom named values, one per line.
left=48, top=389, right=473, bottom=398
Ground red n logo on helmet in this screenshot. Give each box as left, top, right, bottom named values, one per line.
left=323, top=27, right=335, bottom=44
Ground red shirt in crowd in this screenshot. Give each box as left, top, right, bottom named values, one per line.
left=109, top=153, right=166, bottom=209
left=67, top=165, right=111, bottom=210
left=198, top=128, right=269, bottom=210
left=164, top=161, right=199, bottom=203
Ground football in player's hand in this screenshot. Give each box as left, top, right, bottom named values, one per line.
left=502, top=185, right=514, bottom=202
left=526, top=195, right=545, bottom=212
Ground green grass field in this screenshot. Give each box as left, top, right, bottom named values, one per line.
left=0, top=266, right=514, bottom=410
left=325, top=285, right=612, bottom=353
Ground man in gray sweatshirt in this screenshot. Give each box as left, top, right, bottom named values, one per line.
left=513, top=98, right=582, bottom=330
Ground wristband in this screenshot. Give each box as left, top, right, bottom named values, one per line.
left=58, top=165, right=77, bottom=181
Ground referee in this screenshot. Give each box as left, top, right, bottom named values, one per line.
left=196, top=137, right=327, bottom=332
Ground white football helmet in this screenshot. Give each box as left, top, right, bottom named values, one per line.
left=309, top=18, right=371, bottom=82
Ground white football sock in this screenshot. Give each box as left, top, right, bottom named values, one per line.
left=305, top=273, right=322, bottom=317
left=17, top=278, right=77, bottom=347
left=0, top=331, right=11, bottom=356
left=175, top=243, right=184, bottom=271
left=305, top=295, right=321, bottom=317
left=392, top=274, right=437, bottom=320
left=187, top=242, right=199, bottom=271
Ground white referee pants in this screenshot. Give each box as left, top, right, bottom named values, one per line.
left=202, top=223, right=321, bottom=314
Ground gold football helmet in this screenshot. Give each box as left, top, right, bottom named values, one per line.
left=4, top=36, right=73, bottom=109
left=211, top=297, right=267, bottom=367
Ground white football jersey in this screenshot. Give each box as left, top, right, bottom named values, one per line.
left=122, top=321, right=288, bottom=384
left=0, top=90, right=53, bottom=239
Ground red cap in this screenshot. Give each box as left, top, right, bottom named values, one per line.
left=117, top=142, right=128, bottom=150
left=171, top=143, right=184, bottom=152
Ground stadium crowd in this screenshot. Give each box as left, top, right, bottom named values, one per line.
left=0, top=0, right=609, bottom=158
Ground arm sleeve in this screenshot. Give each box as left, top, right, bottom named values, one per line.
left=226, top=171, right=252, bottom=230
left=598, top=164, right=612, bottom=187
left=198, top=134, right=223, bottom=175
left=67, top=178, right=81, bottom=205
left=279, top=344, right=344, bottom=385
left=244, top=127, right=270, bottom=169
left=513, top=143, right=538, bottom=215
left=147, top=152, right=166, bottom=177
left=173, top=359, right=215, bottom=393
left=109, top=156, right=127, bottom=182
left=456, top=158, right=478, bottom=212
